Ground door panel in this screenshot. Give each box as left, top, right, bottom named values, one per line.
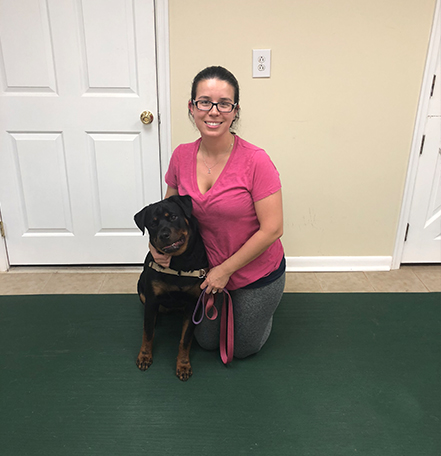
left=402, top=116, right=441, bottom=262
left=79, top=0, right=138, bottom=93
left=10, top=132, right=72, bottom=234
left=402, top=51, right=441, bottom=263
left=87, top=132, right=144, bottom=233
left=0, top=0, right=57, bottom=93
left=0, top=0, right=161, bottom=265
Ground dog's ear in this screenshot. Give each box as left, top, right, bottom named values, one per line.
left=134, top=206, right=150, bottom=234
left=167, top=195, right=193, bottom=219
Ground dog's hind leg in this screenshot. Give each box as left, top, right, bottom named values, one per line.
left=176, top=318, right=194, bottom=381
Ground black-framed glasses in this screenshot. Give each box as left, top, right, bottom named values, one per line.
left=193, top=99, right=237, bottom=113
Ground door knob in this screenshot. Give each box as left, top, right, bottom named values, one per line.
left=140, top=111, right=154, bottom=125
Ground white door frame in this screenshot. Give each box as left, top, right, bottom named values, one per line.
left=155, top=0, right=173, bottom=195
left=0, top=0, right=171, bottom=272
left=0, top=207, right=8, bottom=271
left=392, top=0, right=440, bottom=269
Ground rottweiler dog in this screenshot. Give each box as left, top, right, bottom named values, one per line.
left=134, top=195, right=208, bottom=381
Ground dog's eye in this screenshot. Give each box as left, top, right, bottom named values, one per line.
left=169, top=214, right=178, bottom=222
left=150, top=219, right=159, bottom=228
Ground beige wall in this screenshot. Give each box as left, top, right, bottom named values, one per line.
left=168, top=0, right=436, bottom=258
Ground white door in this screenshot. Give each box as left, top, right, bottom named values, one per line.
left=0, top=0, right=161, bottom=265
left=402, top=51, right=441, bottom=263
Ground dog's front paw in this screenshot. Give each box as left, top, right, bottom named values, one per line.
left=136, top=351, right=153, bottom=371
left=176, top=360, right=193, bottom=381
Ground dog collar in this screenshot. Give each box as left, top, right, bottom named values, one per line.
left=148, top=261, right=207, bottom=279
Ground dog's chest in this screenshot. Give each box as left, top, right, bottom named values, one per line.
left=151, top=278, right=202, bottom=308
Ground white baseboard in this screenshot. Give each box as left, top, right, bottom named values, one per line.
left=286, top=256, right=392, bottom=272
left=0, top=254, right=393, bottom=273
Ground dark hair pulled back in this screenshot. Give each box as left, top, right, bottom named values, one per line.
left=191, top=66, right=240, bottom=104
left=189, top=66, right=240, bottom=130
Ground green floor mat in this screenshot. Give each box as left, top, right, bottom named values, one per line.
left=0, top=293, right=440, bottom=456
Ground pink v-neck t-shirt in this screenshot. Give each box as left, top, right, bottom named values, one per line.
left=165, top=135, right=284, bottom=290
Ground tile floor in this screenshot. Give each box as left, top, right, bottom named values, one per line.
left=0, top=264, right=439, bottom=295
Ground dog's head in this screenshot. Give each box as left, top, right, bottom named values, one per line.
left=134, top=195, right=193, bottom=256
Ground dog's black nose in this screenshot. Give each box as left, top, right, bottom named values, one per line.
left=159, top=229, right=171, bottom=241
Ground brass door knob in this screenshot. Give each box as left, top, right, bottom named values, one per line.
left=140, top=111, right=154, bottom=125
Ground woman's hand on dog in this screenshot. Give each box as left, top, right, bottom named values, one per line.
left=201, top=264, right=231, bottom=294
left=149, top=242, right=172, bottom=268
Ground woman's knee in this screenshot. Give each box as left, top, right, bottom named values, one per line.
left=194, top=326, right=219, bottom=351
left=233, top=318, right=273, bottom=359
left=233, top=344, right=261, bottom=359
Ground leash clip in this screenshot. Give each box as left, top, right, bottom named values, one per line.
left=198, top=268, right=207, bottom=279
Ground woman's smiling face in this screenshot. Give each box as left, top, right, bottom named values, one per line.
left=189, top=78, right=239, bottom=139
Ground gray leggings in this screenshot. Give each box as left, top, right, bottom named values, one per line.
left=194, top=272, right=285, bottom=359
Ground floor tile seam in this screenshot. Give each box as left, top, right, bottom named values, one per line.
left=0, top=271, right=56, bottom=295
left=314, top=272, right=325, bottom=292
left=313, top=271, right=375, bottom=292
left=3, top=267, right=144, bottom=274
left=40, top=271, right=109, bottom=294
left=88, top=273, right=108, bottom=294
left=1, top=269, right=436, bottom=294
left=97, top=274, right=110, bottom=294
left=360, top=271, right=377, bottom=292
left=361, top=271, right=377, bottom=292
left=411, top=270, right=437, bottom=292
left=2, top=290, right=436, bottom=296
left=364, top=268, right=429, bottom=292
left=40, top=272, right=56, bottom=293
left=404, top=268, right=430, bottom=292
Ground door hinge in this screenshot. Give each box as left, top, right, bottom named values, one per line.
left=430, top=74, right=436, bottom=97
left=0, top=221, right=5, bottom=238
left=404, top=223, right=410, bottom=242
left=419, top=135, right=426, bottom=155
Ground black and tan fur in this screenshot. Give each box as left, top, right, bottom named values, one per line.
left=134, top=195, right=208, bottom=381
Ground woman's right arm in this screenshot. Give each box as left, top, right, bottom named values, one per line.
left=165, top=186, right=179, bottom=198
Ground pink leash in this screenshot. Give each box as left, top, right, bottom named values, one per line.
left=192, top=288, right=234, bottom=364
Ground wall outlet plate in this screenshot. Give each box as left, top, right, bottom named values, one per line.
left=253, top=49, right=271, bottom=78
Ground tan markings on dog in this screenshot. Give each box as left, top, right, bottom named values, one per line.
left=185, top=282, right=204, bottom=298
left=151, top=238, right=162, bottom=253
left=139, top=293, right=146, bottom=304
left=152, top=280, right=180, bottom=296
left=169, top=229, right=189, bottom=256
left=176, top=318, right=193, bottom=381
left=136, top=327, right=154, bottom=371
left=171, top=219, right=190, bottom=256
left=153, top=235, right=186, bottom=255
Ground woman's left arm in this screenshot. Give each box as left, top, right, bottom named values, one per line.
left=201, top=189, right=283, bottom=292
